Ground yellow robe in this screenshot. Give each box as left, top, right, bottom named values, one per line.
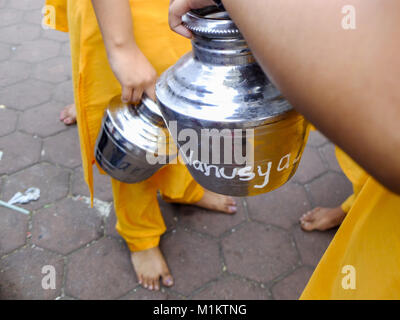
left=301, top=147, right=400, bottom=299
left=44, top=0, right=204, bottom=252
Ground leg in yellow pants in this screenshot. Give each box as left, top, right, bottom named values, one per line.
left=44, top=0, right=205, bottom=252
left=112, top=165, right=204, bottom=252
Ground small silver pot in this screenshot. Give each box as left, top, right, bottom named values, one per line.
left=95, top=95, right=176, bottom=183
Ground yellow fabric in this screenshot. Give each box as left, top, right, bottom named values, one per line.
left=113, top=172, right=204, bottom=252
left=44, top=0, right=69, bottom=32
left=337, top=147, right=369, bottom=214
left=49, top=0, right=204, bottom=251
left=301, top=148, right=400, bottom=299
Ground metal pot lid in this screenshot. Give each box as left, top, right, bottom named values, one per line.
left=183, top=7, right=240, bottom=39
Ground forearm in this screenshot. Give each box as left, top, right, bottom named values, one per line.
left=91, top=0, right=157, bottom=102
left=223, top=0, right=400, bottom=193
left=91, top=0, right=138, bottom=54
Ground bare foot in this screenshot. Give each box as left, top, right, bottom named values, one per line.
left=300, top=206, right=346, bottom=232
left=59, top=104, right=77, bottom=125
left=130, top=247, right=173, bottom=291
left=193, top=189, right=237, bottom=214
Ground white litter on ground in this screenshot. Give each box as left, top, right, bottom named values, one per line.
left=8, top=188, right=40, bottom=205
left=0, top=151, right=3, bottom=161
left=73, top=195, right=112, bottom=218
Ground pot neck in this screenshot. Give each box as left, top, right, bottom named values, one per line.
left=191, top=37, right=255, bottom=65
left=183, top=8, right=255, bottom=65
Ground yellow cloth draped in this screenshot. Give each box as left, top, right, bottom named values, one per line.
left=44, top=0, right=204, bottom=251
left=301, top=146, right=400, bottom=299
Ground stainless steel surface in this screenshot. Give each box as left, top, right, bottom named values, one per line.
left=156, top=8, right=310, bottom=196
left=95, top=95, right=176, bottom=183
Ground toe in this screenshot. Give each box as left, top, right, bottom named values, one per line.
left=162, top=273, right=174, bottom=287
left=302, top=208, right=322, bottom=221
left=59, top=110, right=66, bottom=121
left=227, top=205, right=237, bottom=214
left=225, top=196, right=236, bottom=206
left=154, top=278, right=160, bottom=291
left=300, top=219, right=315, bottom=232
left=142, top=277, right=149, bottom=289
left=137, top=274, right=143, bottom=285
left=301, top=212, right=315, bottom=222
left=64, top=117, right=73, bottom=125
left=311, top=207, right=322, bottom=214
left=148, top=279, right=154, bottom=291
left=224, top=196, right=237, bottom=214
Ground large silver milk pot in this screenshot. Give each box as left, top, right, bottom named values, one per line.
left=156, top=7, right=310, bottom=197
left=95, top=95, right=176, bottom=183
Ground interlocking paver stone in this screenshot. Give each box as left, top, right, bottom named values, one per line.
left=9, top=0, right=44, bottom=10
left=193, top=276, right=271, bottom=300
left=0, top=9, right=23, bottom=27
left=13, top=39, right=60, bottom=63
left=31, top=197, right=103, bottom=255
left=222, top=222, right=298, bottom=283
left=52, top=80, right=74, bottom=104
left=0, top=246, right=64, bottom=299
left=42, top=128, right=81, bottom=168
left=0, top=0, right=8, bottom=9
left=0, top=43, right=11, bottom=61
left=2, top=163, right=69, bottom=211
left=271, top=266, right=314, bottom=300
left=72, top=166, right=113, bottom=202
left=293, top=227, right=337, bottom=266
left=178, top=198, right=246, bottom=237
left=319, top=143, right=342, bottom=173
left=104, top=208, right=121, bottom=239
left=0, top=79, right=53, bottom=111
left=19, top=101, right=67, bottom=137
left=65, top=238, right=136, bottom=300
left=60, top=41, right=71, bottom=57
left=0, top=132, right=41, bottom=175
left=161, top=228, right=221, bottom=296
left=306, top=172, right=352, bottom=207
left=292, top=146, right=326, bottom=184
left=0, top=208, right=29, bottom=256
left=307, top=130, right=328, bottom=148
left=0, top=60, right=31, bottom=87
left=247, top=182, right=310, bottom=229
left=22, top=7, right=42, bottom=25
left=42, top=29, right=70, bottom=42
left=33, top=56, right=71, bottom=83
left=0, top=107, right=18, bottom=137
left=0, top=23, right=41, bottom=44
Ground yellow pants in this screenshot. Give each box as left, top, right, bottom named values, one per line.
left=301, top=141, right=400, bottom=299
left=45, top=0, right=204, bottom=252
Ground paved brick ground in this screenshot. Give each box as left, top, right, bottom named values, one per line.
left=0, top=0, right=353, bottom=300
